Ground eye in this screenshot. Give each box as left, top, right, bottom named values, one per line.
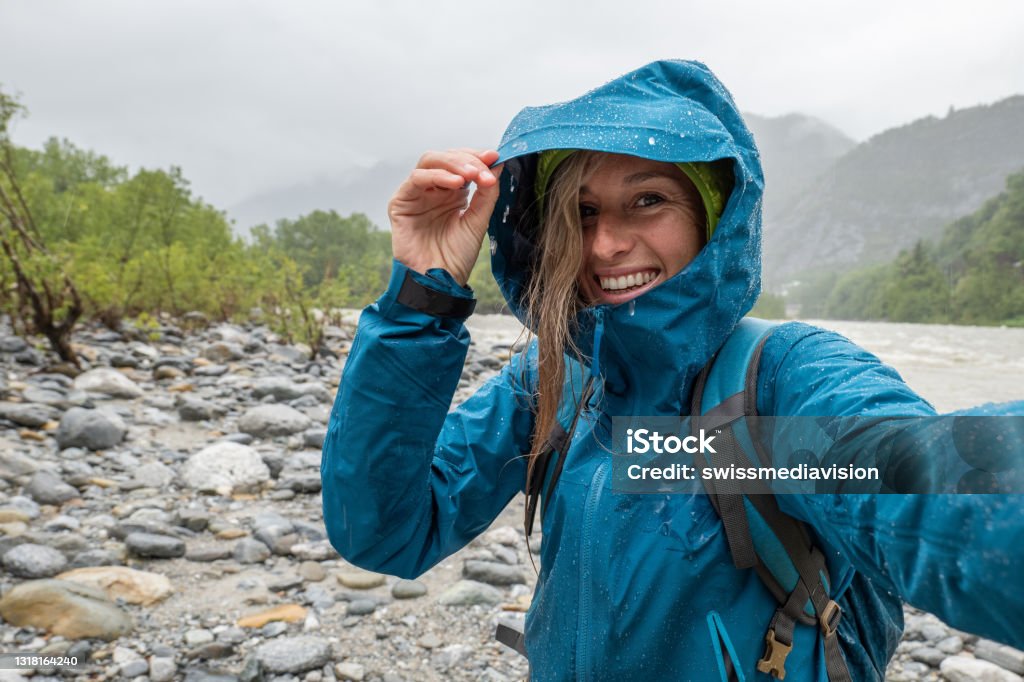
left=634, top=193, right=665, bottom=208
left=579, top=203, right=598, bottom=224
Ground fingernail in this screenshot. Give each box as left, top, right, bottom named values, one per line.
left=480, top=169, right=495, bottom=182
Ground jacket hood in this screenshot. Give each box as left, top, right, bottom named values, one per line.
left=488, top=60, right=765, bottom=413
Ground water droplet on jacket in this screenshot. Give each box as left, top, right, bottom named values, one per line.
left=628, top=301, right=636, bottom=316
left=648, top=136, right=656, bottom=145
left=502, top=206, right=510, bottom=224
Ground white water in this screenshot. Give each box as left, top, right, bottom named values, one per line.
left=465, top=315, right=1024, bottom=413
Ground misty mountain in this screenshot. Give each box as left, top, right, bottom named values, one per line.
left=764, top=96, right=1024, bottom=287
left=744, top=112, right=856, bottom=215
left=226, top=112, right=854, bottom=240
left=226, top=159, right=412, bottom=236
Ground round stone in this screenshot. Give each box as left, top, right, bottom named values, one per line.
left=2, top=543, right=68, bottom=578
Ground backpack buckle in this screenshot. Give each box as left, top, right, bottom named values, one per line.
left=820, top=599, right=842, bottom=636
left=756, top=627, right=792, bottom=680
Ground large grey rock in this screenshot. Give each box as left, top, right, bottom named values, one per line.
left=177, top=395, right=229, bottom=422
left=237, top=404, right=311, bottom=438
left=73, top=368, right=143, bottom=398
left=0, top=579, right=133, bottom=640
left=0, top=335, right=28, bottom=353
left=0, top=401, right=60, bottom=427
left=437, top=580, right=504, bottom=606
left=125, top=532, right=186, bottom=559
left=463, top=560, right=527, bottom=586
left=255, top=636, right=332, bottom=674
left=24, top=470, right=80, bottom=505
left=181, top=442, right=270, bottom=495
left=940, top=656, right=1023, bottom=682
left=56, top=407, right=127, bottom=450
left=252, top=377, right=329, bottom=402
left=2, top=543, right=68, bottom=578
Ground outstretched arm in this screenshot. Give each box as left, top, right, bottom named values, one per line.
left=759, top=322, right=1024, bottom=648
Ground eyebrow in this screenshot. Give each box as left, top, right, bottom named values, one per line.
left=579, top=170, right=679, bottom=194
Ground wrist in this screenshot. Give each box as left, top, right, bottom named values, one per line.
left=382, top=260, right=476, bottom=320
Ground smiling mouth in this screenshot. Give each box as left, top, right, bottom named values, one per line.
left=597, top=270, right=658, bottom=293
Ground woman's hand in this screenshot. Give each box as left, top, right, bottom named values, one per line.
left=388, top=149, right=503, bottom=286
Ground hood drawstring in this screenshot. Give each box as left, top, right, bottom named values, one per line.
left=589, top=307, right=606, bottom=385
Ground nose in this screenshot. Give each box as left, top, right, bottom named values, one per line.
left=588, top=214, right=633, bottom=262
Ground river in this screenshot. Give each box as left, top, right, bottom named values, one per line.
left=464, top=315, right=1024, bottom=413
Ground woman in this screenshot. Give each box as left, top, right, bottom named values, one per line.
left=321, top=60, right=1024, bottom=681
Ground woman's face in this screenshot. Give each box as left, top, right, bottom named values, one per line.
left=577, top=154, right=704, bottom=306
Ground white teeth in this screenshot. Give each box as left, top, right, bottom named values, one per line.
left=599, top=271, right=655, bottom=291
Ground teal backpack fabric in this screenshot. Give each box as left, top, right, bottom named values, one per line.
left=321, top=60, right=1024, bottom=681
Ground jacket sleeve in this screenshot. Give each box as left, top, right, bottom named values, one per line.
left=320, top=260, right=535, bottom=579
left=758, top=322, right=1024, bottom=648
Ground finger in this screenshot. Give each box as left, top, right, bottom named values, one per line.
left=417, top=150, right=494, bottom=183
left=407, top=169, right=467, bottom=191
left=462, top=164, right=504, bottom=232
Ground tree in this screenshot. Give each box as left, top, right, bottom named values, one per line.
left=0, top=87, right=83, bottom=365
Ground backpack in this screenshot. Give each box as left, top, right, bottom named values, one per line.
left=497, top=318, right=852, bottom=682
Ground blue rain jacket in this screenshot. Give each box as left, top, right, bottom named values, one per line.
left=322, top=60, right=1024, bottom=681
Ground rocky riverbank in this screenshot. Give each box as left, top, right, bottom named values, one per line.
left=1, top=313, right=1022, bottom=682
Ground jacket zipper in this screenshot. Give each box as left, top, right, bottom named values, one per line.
left=576, top=458, right=609, bottom=682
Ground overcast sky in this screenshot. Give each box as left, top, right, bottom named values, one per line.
left=3, top=0, right=1023, bottom=214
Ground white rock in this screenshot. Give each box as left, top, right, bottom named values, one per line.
left=237, top=404, right=312, bottom=438
left=73, top=368, right=143, bottom=399
left=181, top=442, right=270, bottom=495
left=940, top=656, right=1024, bottom=682
left=335, top=662, right=366, bottom=681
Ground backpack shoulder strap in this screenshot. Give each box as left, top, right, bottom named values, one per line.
left=524, top=355, right=593, bottom=536
left=692, top=317, right=852, bottom=682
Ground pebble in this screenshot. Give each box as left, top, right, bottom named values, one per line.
left=185, top=628, right=215, bottom=646
left=437, top=580, right=504, bottom=606
left=346, top=599, right=377, bottom=616
left=181, top=442, right=270, bottom=495
left=56, top=407, right=127, bottom=450
left=336, top=568, right=386, bottom=590
left=237, top=404, right=312, bottom=438
left=940, top=655, right=1024, bottom=682
left=24, top=470, right=79, bottom=505
left=298, top=561, right=326, bottom=582
left=255, top=635, right=331, bottom=674
left=233, top=537, right=271, bottom=563
left=126, top=532, right=187, bottom=558
left=463, top=559, right=527, bottom=586
left=335, top=662, right=366, bottom=681
left=391, top=579, right=428, bottom=600
left=149, top=656, right=177, bottom=682
left=0, top=579, right=133, bottom=640
left=120, top=658, right=150, bottom=678
left=1, top=543, right=68, bottom=578
left=976, top=639, right=1024, bottom=675
left=74, top=367, right=144, bottom=398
